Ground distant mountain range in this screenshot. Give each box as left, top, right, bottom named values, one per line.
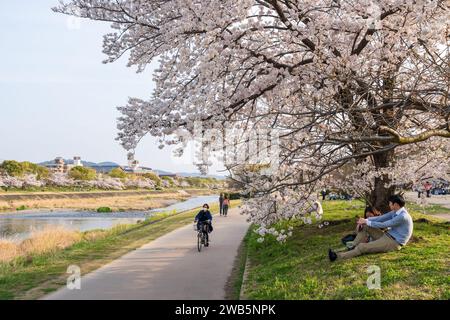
left=38, top=159, right=226, bottom=180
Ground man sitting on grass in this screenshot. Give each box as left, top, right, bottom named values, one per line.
left=329, top=195, right=413, bottom=261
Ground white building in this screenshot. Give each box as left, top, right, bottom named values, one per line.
left=73, top=156, right=83, bottom=167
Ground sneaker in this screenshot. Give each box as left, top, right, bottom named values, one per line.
left=328, top=249, right=337, bottom=262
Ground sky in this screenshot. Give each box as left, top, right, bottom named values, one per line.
left=0, top=1, right=224, bottom=175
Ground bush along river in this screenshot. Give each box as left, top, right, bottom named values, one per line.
left=0, top=195, right=218, bottom=241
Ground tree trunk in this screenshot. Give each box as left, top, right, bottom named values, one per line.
left=369, top=150, right=396, bottom=212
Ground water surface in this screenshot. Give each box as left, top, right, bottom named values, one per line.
left=0, top=195, right=218, bottom=241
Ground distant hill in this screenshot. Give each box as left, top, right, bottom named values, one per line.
left=96, top=162, right=121, bottom=167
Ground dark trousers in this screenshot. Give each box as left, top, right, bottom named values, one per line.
left=223, top=205, right=229, bottom=216
left=219, top=202, right=223, bottom=215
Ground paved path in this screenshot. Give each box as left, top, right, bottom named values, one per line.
left=405, top=192, right=450, bottom=221
left=43, top=208, right=249, bottom=300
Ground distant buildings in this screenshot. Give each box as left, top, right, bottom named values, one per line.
left=43, top=155, right=155, bottom=175
left=45, top=157, right=82, bottom=173
left=73, top=156, right=82, bottom=167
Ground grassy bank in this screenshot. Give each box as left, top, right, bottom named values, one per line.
left=240, top=200, right=450, bottom=300
left=0, top=201, right=237, bottom=300
left=225, top=228, right=251, bottom=300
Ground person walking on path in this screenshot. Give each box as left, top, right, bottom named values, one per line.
left=219, top=193, right=224, bottom=216
left=222, top=196, right=230, bottom=217
left=321, top=189, right=327, bottom=201
left=424, top=181, right=432, bottom=198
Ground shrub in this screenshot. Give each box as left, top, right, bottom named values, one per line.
left=109, top=167, right=127, bottom=179
left=0, top=160, right=24, bottom=177
left=22, top=161, right=50, bottom=179
left=0, top=161, right=49, bottom=179
left=97, top=207, right=112, bottom=213
left=16, top=205, right=28, bottom=211
left=68, top=166, right=96, bottom=181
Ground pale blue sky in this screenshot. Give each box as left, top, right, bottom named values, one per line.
left=0, top=1, right=224, bottom=174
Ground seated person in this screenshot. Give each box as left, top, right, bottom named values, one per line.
left=329, top=195, right=413, bottom=261
left=194, top=203, right=213, bottom=234
left=342, top=206, right=381, bottom=248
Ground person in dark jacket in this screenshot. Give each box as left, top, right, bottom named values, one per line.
left=219, top=193, right=224, bottom=216
left=194, top=204, right=213, bottom=235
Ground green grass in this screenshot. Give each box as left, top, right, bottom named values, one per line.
left=226, top=228, right=251, bottom=300
left=0, top=201, right=234, bottom=300
left=241, top=200, right=450, bottom=300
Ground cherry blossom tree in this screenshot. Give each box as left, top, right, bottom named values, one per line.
left=0, top=176, right=6, bottom=189
left=88, top=176, right=125, bottom=190
left=124, top=177, right=156, bottom=189
left=55, top=1, right=450, bottom=222
left=1, top=176, right=24, bottom=189
left=23, top=174, right=45, bottom=188
left=47, top=173, right=76, bottom=187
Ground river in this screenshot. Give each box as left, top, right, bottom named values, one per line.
left=0, top=195, right=218, bottom=241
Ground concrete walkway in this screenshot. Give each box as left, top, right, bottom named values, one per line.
left=405, top=191, right=450, bottom=221
left=43, top=208, right=249, bottom=300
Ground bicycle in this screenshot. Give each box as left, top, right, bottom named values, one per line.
left=195, top=220, right=210, bottom=252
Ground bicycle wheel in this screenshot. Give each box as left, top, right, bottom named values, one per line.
left=197, top=232, right=203, bottom=252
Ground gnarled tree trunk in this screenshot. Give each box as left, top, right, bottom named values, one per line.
left=369, top=150, right=396, bottom=212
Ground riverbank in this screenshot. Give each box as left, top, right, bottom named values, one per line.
left=0, top=188, right=216, bottom=213
left=237, top=200, right=450, bottom=300
left=0, top=200, right=241, bottom=300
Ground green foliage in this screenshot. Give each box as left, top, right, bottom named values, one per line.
left=0, top=160, right=24, bottom=177
left=97, top=207, right=112, bottom=213
left=68, top=166, right=96, bottom=181
left=16, top=205, right=28, bottom=211
left=0, top=160, right=49, bottom=179
left=183, top=176, right=217, bottom=188
left=227, top=192, right=246, bottom=200
left=109, top=167, right=127, bottom=179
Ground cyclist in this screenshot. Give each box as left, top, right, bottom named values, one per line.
left=194, top=204, right=213, bottom=245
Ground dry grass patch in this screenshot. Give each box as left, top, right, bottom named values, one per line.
left=0, top=227, right=82, bottom=263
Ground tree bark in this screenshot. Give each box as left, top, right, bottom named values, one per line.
left=369, top=150, right=396, bottom=212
